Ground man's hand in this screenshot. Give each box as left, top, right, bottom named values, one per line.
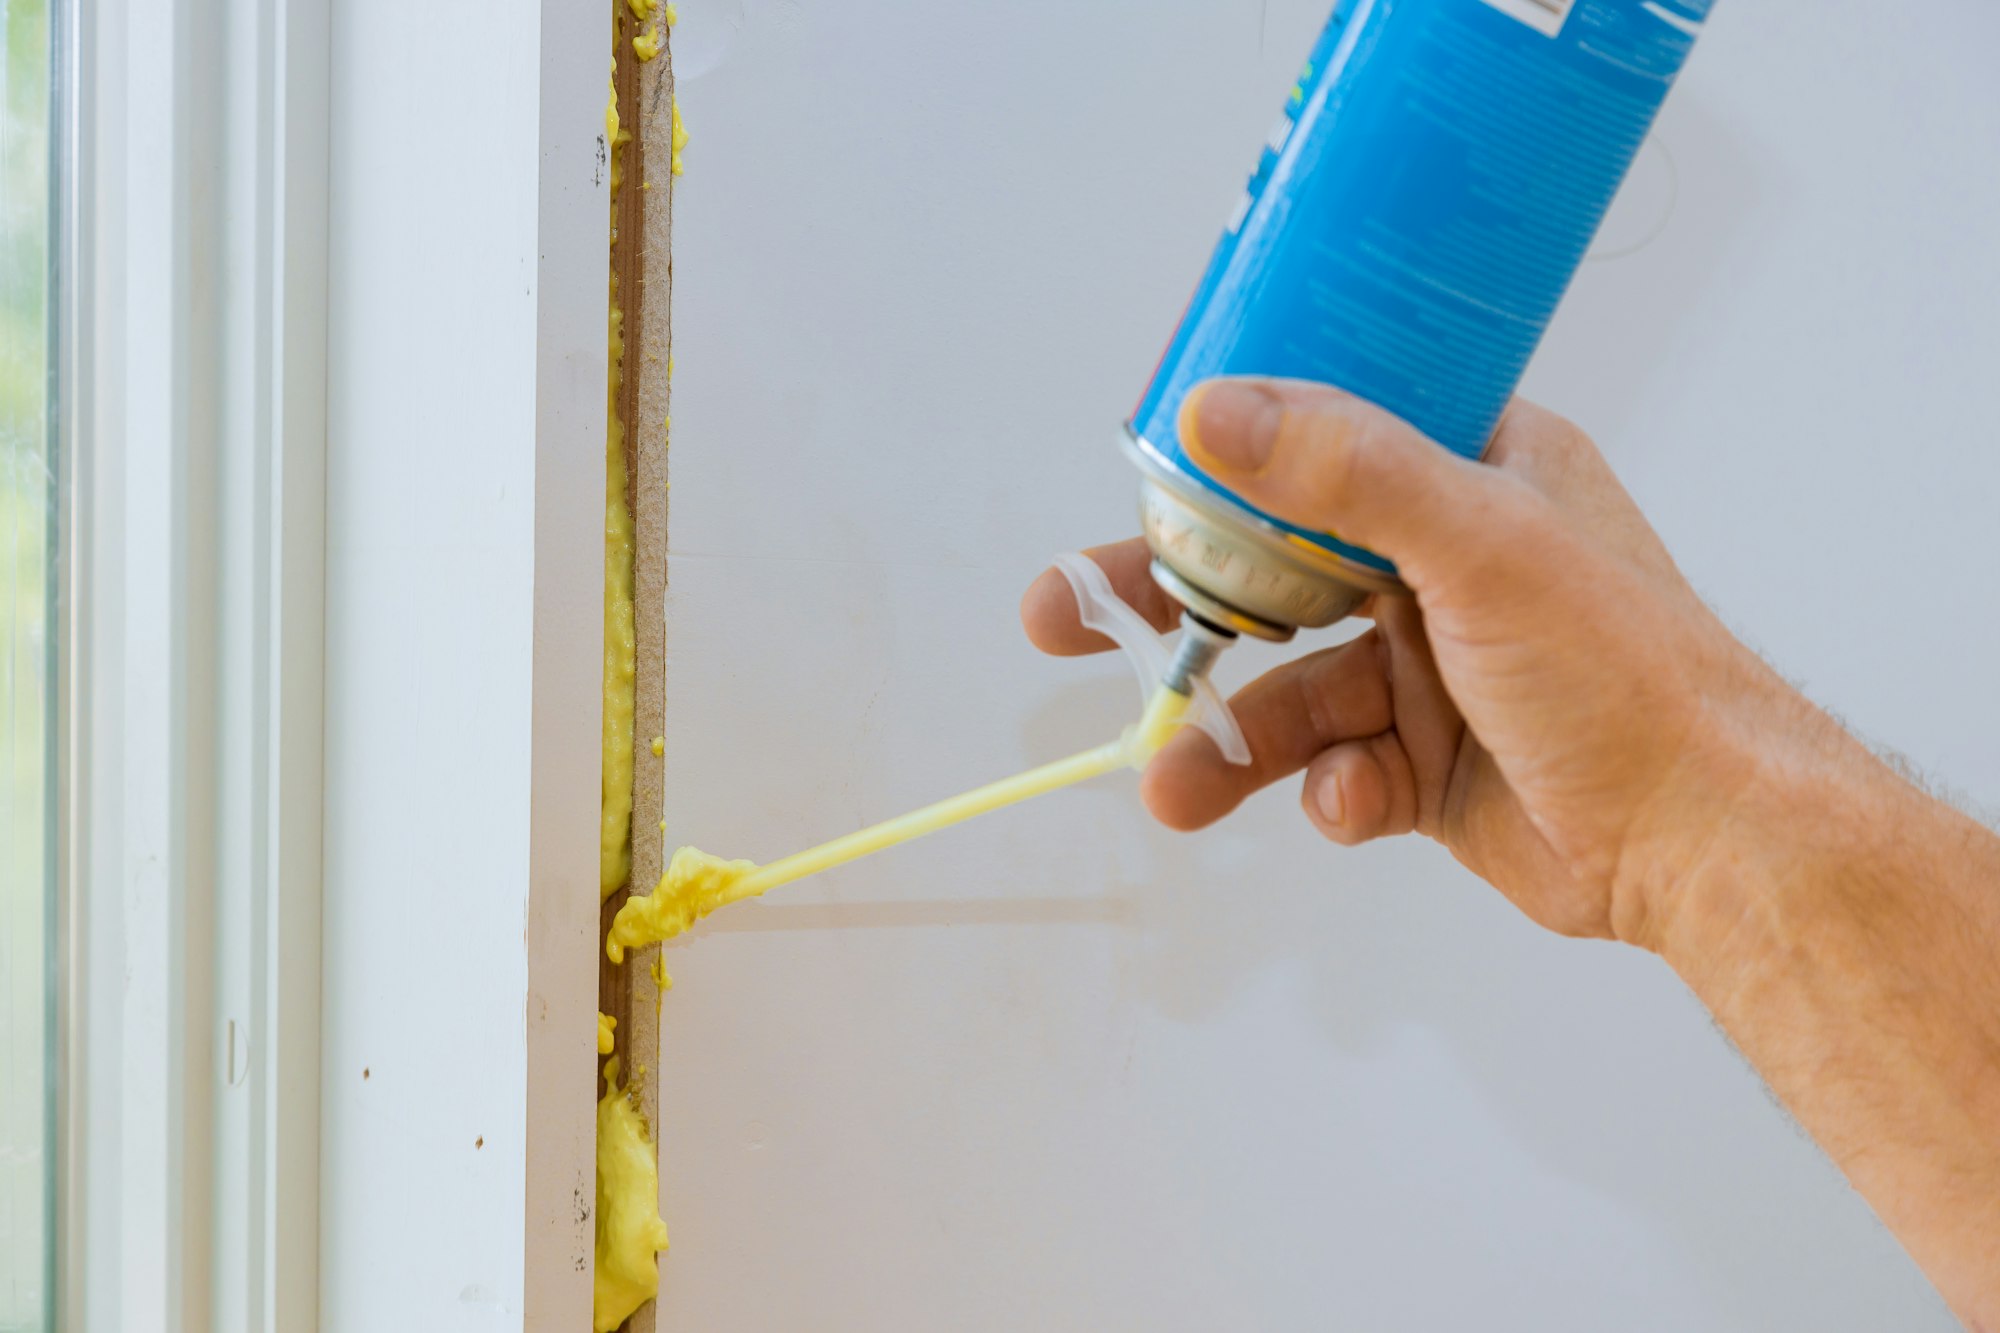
left=1025, top=378, right=1817, bottom=949
left=1021, top=378, right=2000, bottom=1323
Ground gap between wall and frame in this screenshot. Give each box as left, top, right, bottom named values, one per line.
left=599, top=2, right=677, bottom=1329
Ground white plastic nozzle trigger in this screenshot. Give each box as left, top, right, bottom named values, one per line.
left=1050, top=552, right=1252, bottom=767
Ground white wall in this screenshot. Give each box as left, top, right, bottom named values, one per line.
left=657, top=1, right=1996, bottom=1328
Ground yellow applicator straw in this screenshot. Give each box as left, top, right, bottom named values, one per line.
left=721, top=658, right=1210, bottom=906
left=607, top=554, right=1252, bottom=960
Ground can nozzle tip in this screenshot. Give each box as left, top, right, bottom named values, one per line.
left=1160, top=616, right=1235, bottom=697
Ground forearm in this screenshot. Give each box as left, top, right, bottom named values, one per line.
left=1659, top=721, right=2000, bottom=1324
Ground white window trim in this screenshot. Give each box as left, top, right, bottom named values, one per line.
left=58, top=0, right=607, bottom=1325
left=60, top=0, right=330, bottom=1326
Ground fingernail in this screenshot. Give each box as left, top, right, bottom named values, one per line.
left=1181, top=381, right=1285, bottom=476
left=1314, top=769, right=1346, bottom=827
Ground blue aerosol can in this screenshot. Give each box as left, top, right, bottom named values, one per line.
left=1129, top=0, right=1713, bottom=645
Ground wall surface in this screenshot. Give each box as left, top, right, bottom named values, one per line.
left=658, top=0, right=1995, bottom=1328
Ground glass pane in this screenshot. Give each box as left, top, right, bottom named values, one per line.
left=0, top=0, right=55, bottom=1326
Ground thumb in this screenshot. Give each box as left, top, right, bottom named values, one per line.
left=1179, top=377, right=1537, bottom=589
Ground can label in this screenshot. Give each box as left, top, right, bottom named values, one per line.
left=1132, top=0, right=1713, bottom=575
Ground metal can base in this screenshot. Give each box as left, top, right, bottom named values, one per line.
left=1126, top=427, right=1399, bottom=642
left=1148, top=560, right=1293, bottom=643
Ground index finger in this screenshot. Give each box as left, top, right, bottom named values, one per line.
left=1019, top=537, right=1183, bottom=656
